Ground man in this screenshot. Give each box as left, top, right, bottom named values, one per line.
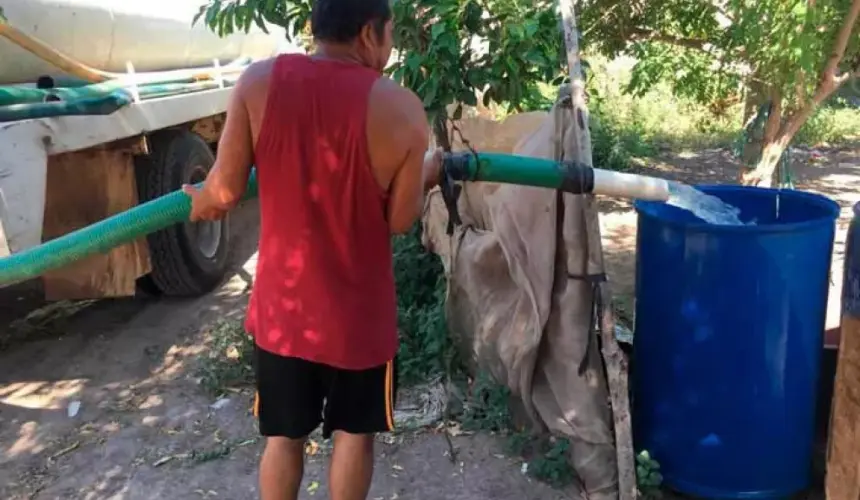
left=183, top=0, right=442, bottom=498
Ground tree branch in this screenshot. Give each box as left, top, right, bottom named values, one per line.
left=822, top=0, right=860, bottom=80
left=777, top=0, right=860, bottom=142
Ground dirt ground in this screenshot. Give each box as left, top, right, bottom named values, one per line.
left=0, top=203, right=571, bottom=500
left=0, top=145, right=857, bottom=500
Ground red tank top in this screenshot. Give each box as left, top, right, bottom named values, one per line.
left=245, top=54, right=398, bottom=370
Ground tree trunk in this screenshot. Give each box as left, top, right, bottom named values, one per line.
left=739, top=82, right=768, bottom=172
left=740, top=137, right=790, bottom=188
left=738, top=0, right=860, bottom=187
left=739, top=93, right=786, bottom=187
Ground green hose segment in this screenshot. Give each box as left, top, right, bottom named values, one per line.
left=0, top=78, right=92, bottom=106
left=0, top=91, right=131, bottom=122
left=455, top=152, right=582, bottom=189
left=0, top=171, right=258, bottom=286
left=0, top=87, right=51, bottom=106
left=0, top=80, right=237, bottom=122
left=0, top=79, right=196, bottom=106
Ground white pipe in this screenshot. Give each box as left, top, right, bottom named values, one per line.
left=592, top=168, right=671, bottom=201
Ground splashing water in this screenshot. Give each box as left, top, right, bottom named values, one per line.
left=665, top=182, right=747, bottom=226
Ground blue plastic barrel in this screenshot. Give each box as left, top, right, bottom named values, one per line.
left=632, top=185, right=840, bottom=499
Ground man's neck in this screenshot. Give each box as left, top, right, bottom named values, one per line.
left=313, top=44, right=364, bottom=66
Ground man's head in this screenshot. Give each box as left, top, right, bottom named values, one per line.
left=311, top=0, right=394, bottom=72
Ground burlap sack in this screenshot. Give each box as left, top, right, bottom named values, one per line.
left=422, top=92, right=617, bottom=498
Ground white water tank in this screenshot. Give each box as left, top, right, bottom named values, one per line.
left=0, top=0, right=300, bottom=84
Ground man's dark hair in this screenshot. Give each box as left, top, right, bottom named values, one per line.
left=311, top=0, right=392, bottom=43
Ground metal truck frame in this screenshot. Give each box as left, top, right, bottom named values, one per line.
left=0, top=87, right=235, bottom=300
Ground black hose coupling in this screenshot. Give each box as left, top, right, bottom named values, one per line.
left=439, top=152, right=470, bottom=235
left=558, top=159, right=595, bottom=195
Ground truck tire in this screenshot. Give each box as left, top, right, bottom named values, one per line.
left=135, top=129, right=231, bottom=296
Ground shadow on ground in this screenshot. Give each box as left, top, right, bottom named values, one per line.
left=0, top=201, right=259, bottom=499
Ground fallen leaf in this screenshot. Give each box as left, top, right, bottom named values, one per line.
left=67, top=401, right=82, bottom=418
left=153, top=456, right=174, bottom=467
left=225, top=345, right=240, bottom=360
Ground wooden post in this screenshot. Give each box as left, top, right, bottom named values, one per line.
left=826, top=206, right=860, bottom=500
left=558, top=2, right=637, bottom=499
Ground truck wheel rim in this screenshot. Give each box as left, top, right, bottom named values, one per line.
left=187, top=165, right=223, bottom=260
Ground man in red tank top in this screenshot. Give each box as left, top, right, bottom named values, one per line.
left=183, top=0, right=442, bottom=498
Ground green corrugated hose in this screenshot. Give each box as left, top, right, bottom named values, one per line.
left=0, top=79, right=198, bottom=106
left=0, top=80, right=238, bottom=122
left=0, top=152, right=598, bottom=286
left=0, top=91, right=132, bottom=122
left=0, top=171, right=259, bottom=286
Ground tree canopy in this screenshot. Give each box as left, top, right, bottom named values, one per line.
left=197, top=0, right=859, bottom=183
left=578, top=0, right=860, bottom=184
left=195, top=0, right=567, bottom=147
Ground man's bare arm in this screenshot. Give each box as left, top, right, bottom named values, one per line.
left=381, top=87, right=436, bottom=234
left=197, top=67, right=258, bottom=210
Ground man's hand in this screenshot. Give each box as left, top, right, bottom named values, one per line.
left=423, top=147, right=444, bottom=191
left=183, top=184, right=230, bottom=222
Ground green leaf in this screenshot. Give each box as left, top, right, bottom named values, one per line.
left=405, top=52, right=422, bottom=71
left=431, top=23, right=446, bottom=40
left=253, top=12, right=270, bottom=34
left=460, top=90, right=478, bottom=107
left=422, top=81, right=439, bottom=108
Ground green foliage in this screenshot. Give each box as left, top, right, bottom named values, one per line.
left=636, top=450, right=664, bottom=495
left=526, top=438, right=576, bottom=488
left=457, top=372, right=575, bottom=488
left=585, top=57, right=740, bottom=151
left=194, top=0, right=567, bottom=121
left=196, top=318, right=255, bottom=396
left=389, top=0, right=565, bottom=118
left=460, top=371, right=515, bottom=432
left=794, top=104, right=860, bottom=145
left=579, top=0, right=860, bottom=127
left=580, top=56, right=858, bottom=155
left=391, top=225, right=451, bottom=385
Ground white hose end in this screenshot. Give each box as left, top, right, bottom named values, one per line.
left=592, top=168, right=670, bottom=201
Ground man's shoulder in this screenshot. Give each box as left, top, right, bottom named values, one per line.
left=370, top=78, right=424, bottom=123
left=234, top=56, right=284, bottom=102
left=241, top=57, right=279, bottom=82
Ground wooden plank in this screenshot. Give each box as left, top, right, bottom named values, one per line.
left=827, top=314, right=860, bottom=500
left=558, top=1, right=637, bottom=499
left=41, top=148, right=150, bottom=300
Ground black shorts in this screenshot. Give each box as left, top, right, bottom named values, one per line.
left=253, top=345, right=397, bottom=439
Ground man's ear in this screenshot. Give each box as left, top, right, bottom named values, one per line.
left=358, top=23, right=375, bottom=48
